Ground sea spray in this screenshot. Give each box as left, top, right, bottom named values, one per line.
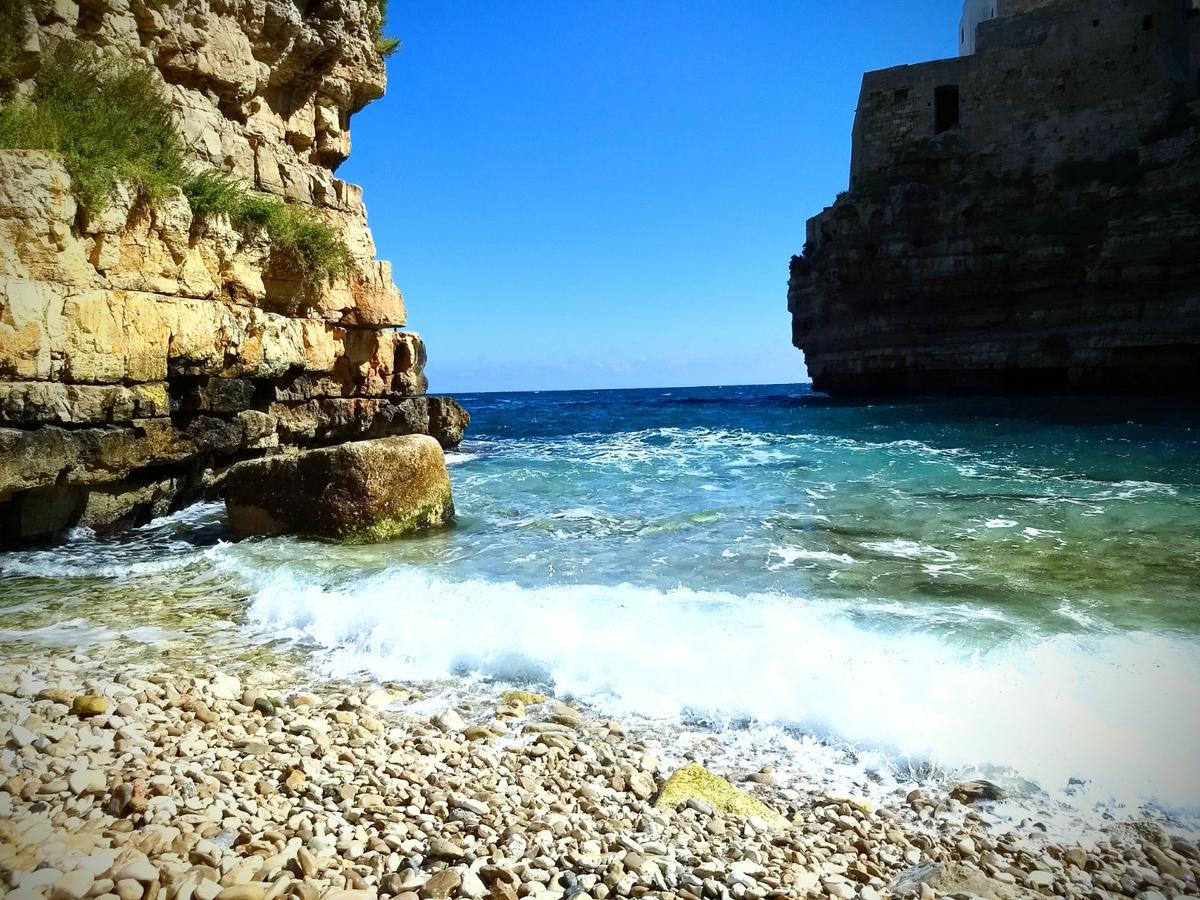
left=225, top=552, right=1200, bottom=817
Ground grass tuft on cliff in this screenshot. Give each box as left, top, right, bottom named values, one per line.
left=0, top=42, right=187, bottom=216
left=0, top=40, right=352, bottom=290
left=184, top=170, right=353, bottom=289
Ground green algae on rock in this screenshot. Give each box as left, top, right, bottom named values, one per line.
left=654, top=763, right=788, bottom=827
left=223, top=434, right=454, bottom=543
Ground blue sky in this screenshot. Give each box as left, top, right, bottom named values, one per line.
left=341, top=1, right=961, bottom=392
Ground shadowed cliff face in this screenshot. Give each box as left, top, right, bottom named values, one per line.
left=0, top=0, right=468, bottom=544
left=790, top=0, right=1200, bottom=397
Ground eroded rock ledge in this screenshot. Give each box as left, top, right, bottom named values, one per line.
left=0, top=1, right=468, bottom=543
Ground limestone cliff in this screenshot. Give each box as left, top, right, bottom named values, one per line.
left=789, top=0, right=1200, bottom=396
left=0, top=0, right=469, bottom=543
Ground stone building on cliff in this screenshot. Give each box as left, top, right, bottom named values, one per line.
left=788, top=0, right=1200, bottom=396
left=0, top=0, right=468, bottom=543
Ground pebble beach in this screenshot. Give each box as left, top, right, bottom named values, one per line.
left=2, top=654, right=1197, bottom=900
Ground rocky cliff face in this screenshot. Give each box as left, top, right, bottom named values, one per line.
left=0, top=0, right=468, bottom=543
left=789, top=0, right=1200, bottom=396
left=788, top=114, right=1200, bottom=396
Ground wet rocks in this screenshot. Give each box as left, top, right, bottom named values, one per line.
left=426, top=397, right=471, bottom=451
left=951, top=779, right=1006, bottom=804
left=223, top=435, right=454, bottom=542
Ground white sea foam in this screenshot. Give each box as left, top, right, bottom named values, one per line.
left=768, top=546, right=856, bottom=569
left=0, top=549, right=199, bottom=579
left=859, top=539, right=958, bottom=562
left=230, top=558, right=1200, bottom=817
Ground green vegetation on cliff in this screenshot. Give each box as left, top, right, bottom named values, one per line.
left=0, top=0, right=30, bottom=100
left=375, top=0, right=402, bottom=57
left=0, top=41, right=352, bottom=289
left=0, top=43, right=186, bottom=215
left=183, top=171, right=352, bottom=289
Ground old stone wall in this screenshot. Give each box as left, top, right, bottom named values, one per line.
left=791, top=0, right=1200, bottom=397
left=0, top=0, right=468, bottom=543
left=854, top=0, right=1185, bottom=184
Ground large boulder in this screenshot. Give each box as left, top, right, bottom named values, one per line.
left=223, top=435, right=454, bottom=542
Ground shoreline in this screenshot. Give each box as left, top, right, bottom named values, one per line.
left=2, top=655, right=1196, bottom=900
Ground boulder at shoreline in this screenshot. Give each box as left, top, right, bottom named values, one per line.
left=224, top=435, right=454, bottom=542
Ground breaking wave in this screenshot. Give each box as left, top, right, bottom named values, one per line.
left=227, top=554, right=1200, bottom=817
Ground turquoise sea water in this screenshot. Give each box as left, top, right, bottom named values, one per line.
left=2, top=384, right=1199, bottom=823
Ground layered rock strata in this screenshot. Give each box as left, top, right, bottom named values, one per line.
left=0, top=1, right=468, bottom=543
left=788, top=0, right=1200, bottom=396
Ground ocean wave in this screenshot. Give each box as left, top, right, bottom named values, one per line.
left=227, top=558, right=1200, bottom=816
left=0, top=503, right=225, bottom=579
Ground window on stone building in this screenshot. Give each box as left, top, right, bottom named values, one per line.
left=894, top=88, right=909, bottom=103
left=935, top=85, right=960, bottom=133
left=1143, top=14, right=1154, bottom=29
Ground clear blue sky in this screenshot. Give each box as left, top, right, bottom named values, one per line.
left=341, top=1, right=961, bottom=393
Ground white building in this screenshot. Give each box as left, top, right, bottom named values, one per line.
left=959, top=0, right=1001, bottom=55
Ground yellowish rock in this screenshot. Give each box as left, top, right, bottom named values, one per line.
left=224, top=435, right=454, bottom=542
left=70, top=695, right=108, bottom=718
left=501, top=690, right=549, bottom=706
left=214, top=886, right=265, bottom=900
left=495, top=702, right=525, bottom=719
left=35, top=688, right=76, bottom=706
left=826, top=792, right=874, bottom=815
left=654, top=764, right=788, bottom=826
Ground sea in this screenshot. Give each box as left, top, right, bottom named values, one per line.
left=3, top=383, right=1199, bottom=838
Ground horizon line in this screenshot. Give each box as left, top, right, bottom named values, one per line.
left=437, top=380, right=816, bottom=397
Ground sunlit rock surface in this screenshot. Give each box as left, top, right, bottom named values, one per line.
left=0, top=1, right=468, bottom=543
